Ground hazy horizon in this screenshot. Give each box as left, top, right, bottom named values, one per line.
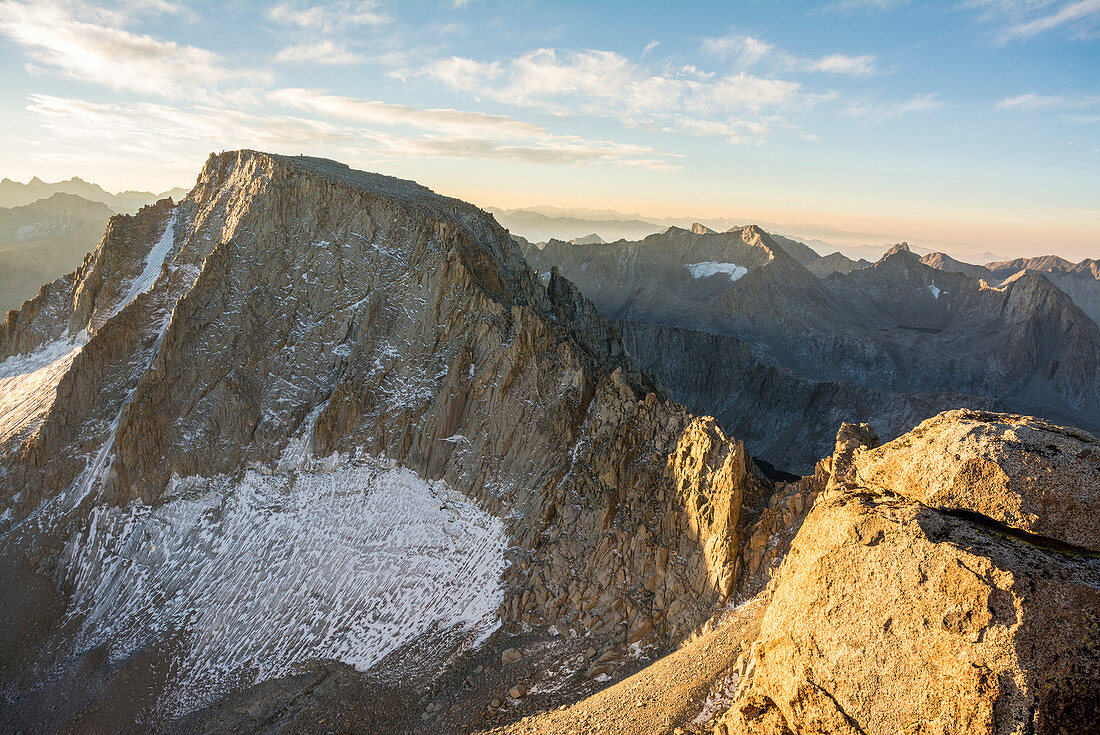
left=1, top=1, right=1096, bottom=260
left=0, top=169, right=1089, bottom=264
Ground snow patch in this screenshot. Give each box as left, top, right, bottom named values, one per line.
left=61, top=458, right=507, bottom=716
left=685, top=262, right=748, bottom=282
left=0, top=334, right=87, bottom=444
left=15, top=223, right=44, bottom=241
left=694, top=672, right=741, bottom=724
left=928, top=283, right=943, bottom=299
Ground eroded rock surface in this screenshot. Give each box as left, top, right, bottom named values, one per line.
left=840, top=409, right=1100, bottom=551
left=720, top=414, right=1100, bottom=735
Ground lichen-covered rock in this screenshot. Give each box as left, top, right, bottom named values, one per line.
left=721, top=414, right=1100, bottom=735
left=838, top=409, right=1100, bottom=552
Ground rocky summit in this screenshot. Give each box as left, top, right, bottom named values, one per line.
left=1, top=152, right=1098, bottom=735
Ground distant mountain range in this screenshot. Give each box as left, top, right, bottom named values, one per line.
left=0, top=193, right=115, bottom=313
left=486, top=207, right=663, bottom=243
left=488, top=205, right=1012, bottom=264
left=523, top=226, right=1100, bottom=472
left=0, top=176, right=186, bottom=213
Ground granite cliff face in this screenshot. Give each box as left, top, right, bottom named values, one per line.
left=483, top=413, right=1099, bottom=735
left=0, top=151, right=770, bottom=733
left=526, top=234, right=1100, bottom=472
left=617, top=320, right=1001, bottom=474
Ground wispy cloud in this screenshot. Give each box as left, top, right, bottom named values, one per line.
left=269, top=88, right=547, bottom=138
left=701, top=34, right=775, bottom=65
left=0, top=1, right=268, bottom=97
left=701, top=32, right=878, bottom=77
left=266, top=1, right=389, bottom=32
left=424, top=47, right=826, bottom=145
left=275, top=40, right=363, bottom=65
left=0, top=1, right=685, bottom=173
left=428, top=48, right=809, bottom=114
left=844, top=92, right=945, bottom=117
left=25, top=93, right=679, bottom=173
left=1003, top=0, right=1100, bottom=38
left=268, top=88, right=679, bottom=169
left=807, top=53, right=877, bottom=76
left=997, top=91, right=1100, bottom=110
left=966, top=0, right=1100, bottom=41
left=823, top=0, right=910, bottom=12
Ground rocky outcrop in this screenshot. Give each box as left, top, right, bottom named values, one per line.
left=921, top=252, right=1100, bottom=329
left=919, top=251, right=995, bottom=280
left=717, top=412, right=1100, bottom=735
left=805, top=250, right=872, bottom=277
left=840, top=409, right=1100, bottom=551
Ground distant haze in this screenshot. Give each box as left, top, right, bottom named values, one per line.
left=488, top=205, right=1024, bottom=264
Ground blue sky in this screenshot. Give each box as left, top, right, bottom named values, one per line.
left=0, top=0, right=1097, bottom=258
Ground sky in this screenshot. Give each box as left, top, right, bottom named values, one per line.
left=0, top=0, right=1097, bottom=260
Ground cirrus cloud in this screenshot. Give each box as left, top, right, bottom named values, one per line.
left=701, top=32, right=878, bottom=77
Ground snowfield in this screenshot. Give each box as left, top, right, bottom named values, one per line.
left=685, top=262, right=748, bottom=282
left=62, top=458, right=508, bottom=715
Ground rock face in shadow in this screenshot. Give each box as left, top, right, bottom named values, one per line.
left=618, top=320, right=1001, bottom=474
left=0, top=151, right=769, bottom=733
left=720, top=413, right=1100, bottom=735
left=985, top=256, right=1100, bottom=329
left=921, top=252, right=1100, bottom=329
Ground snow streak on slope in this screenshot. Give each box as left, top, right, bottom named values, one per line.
left=685, top=262, right=748, bottom=282
left=117, top=210, right=176, bottom=313
left=62, top=459, right=508, bottom=715
left=0, top=334, right=87, bottom=444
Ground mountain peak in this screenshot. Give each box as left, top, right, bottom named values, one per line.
left=883, top=242, right=912, bottom=258
left=569, top=233, right=606, bottom=245
left=690, top=222, right=716, bottom=235
left=739, top=223, right=768, bottom=239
